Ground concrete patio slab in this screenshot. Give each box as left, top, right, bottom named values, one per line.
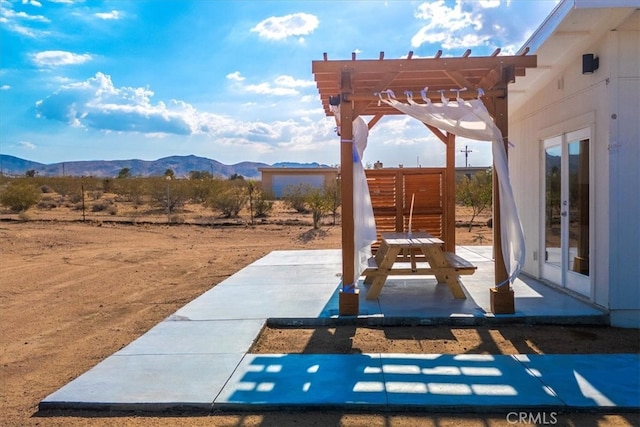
left=379, top=353, right=563, bottom=410
left=514, top=353, right=640, bottom=409
left=40, top=353, right=245, bottom=411
left=216, top=353, right=388, bottom=409
left=40, top=247, right=628, bottom=414
left=215, top=353, right=639, bottom=412
left=174, top=278, right=338, bottom=320
left=224, top=264, right=342, bottom=286
left=250, top=249, right=342, bottom=266
left=116, top=319, right=265, bottom=355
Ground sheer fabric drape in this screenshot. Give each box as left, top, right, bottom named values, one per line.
left=380, top=93, right=525, bottom=285
left=352, top=116, right=377, bottom=277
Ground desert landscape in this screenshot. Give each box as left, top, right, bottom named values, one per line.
left=1, top=201, right=638, bottom=427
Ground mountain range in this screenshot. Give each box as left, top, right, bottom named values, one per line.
left=0, top=154, right=330, bottom=179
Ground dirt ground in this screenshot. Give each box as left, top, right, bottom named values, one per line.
left=1, top=204, right=638, bottom=426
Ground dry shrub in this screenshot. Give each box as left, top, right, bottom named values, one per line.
left=0, top=181, right=41, bottom=212
left=37, top=195, right=59, bottom=210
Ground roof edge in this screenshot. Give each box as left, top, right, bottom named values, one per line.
left=574, top=0, right=640, bottom=7
left=516, top=0, right=640, bottom=55
left=517, top=0, right=574, bottom=55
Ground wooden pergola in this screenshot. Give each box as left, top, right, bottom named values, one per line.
left=312, top=50, right=537, bottom=315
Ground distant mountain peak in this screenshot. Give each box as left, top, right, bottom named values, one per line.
left=0, top=154, right=330, bottom=178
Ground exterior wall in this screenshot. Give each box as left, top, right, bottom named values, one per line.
left=510, top=62, right=609, bottom=302
left=608, top=24, right=640, bottom=328
left=260, top=168, right=339, bottom=198
left=510, top=17, right=639, bottom=327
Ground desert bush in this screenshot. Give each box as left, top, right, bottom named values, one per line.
left=169, top=214, right=184, bottom=224
left=37, top=195, right=59, bottom=210
left=324, top=179, right=341, bottom=225
left=39, top=177, right=79, bottom=196
left=40, top=185, right=54, bottom=193
left=456, top=169, right=492, bottom=231
left=102, top=179, right=112, bottom=193
left=0, top=181, right=41, bottom=212
left=112, top=178, right=145, bottom=205
left=91, top=191, right=103, bottom=200
left=282, top=183, right=312, bottom=213
left=253, top=192, right=274, bottom=218
left=117, top=168, right=132, bottom=179
left=91, top=200, right=113, bottom=212
left=148, top=178, right=189, bottom=212
left=207, top=182, right=247, bottom=218
left=189, top=178, right=214, bottom=203
left=189, top=170, right=214, bottom=180
left=245, top=181, right=258, bottom=224
left=68, top=191, right=83, bottom=204
left=305, top=187, right=332, bottom=229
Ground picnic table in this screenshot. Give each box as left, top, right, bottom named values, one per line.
left=362, top=232, right=476, bottom=300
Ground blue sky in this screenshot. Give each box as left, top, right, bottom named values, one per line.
left=0, top=0, right=559, bottom=168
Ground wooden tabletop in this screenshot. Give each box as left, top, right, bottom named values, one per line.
left=381, top=232, right=444, bottom=248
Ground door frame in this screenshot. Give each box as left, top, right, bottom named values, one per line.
left=540, top=126, right=595, bottom=301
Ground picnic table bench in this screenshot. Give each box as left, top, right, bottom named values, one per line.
left=362, top=232, right=477, bottom=300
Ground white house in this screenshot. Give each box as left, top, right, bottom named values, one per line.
left=508, top=0, right=639, bottom=327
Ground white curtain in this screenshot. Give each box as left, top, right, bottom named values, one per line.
left=380, top=91, right=525, bottom=286
left=352, top=116, right=378, bottom=277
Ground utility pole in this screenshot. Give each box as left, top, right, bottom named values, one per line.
left=460, top=145, right=473, bottom=167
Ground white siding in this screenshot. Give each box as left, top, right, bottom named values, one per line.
left=608, top=27, right=640, bottom=326
left=511, top=68, right=608, bottom=309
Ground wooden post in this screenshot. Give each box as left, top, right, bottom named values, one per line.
left=338, top=69, right=359, bottom=316
left=490, top=67, right=515, bottom=314
left=445, top=132, right=456, bottom=252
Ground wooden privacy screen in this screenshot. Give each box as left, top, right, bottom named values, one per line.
left=365, top=168, right=454, bottom=252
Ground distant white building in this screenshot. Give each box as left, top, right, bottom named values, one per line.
left=259, top=167, right=339, bottom=198
left=509, top=1, right=639, bottom=327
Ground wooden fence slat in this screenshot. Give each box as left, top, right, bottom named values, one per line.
left=366, top=168, right=452, bottom=252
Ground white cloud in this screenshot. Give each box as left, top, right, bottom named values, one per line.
left=243, top=82, right=298, bottom=96
left=32, top=50, right=92, bottom=66
left=412, top=0, right=551, bottom=53
left=251, top=12, right=318, bottom=41
left=2, top=8, right=49, bottom=22
left=226, top=71, right=245, bottom=82
left=0, top=84, right=10, bottom=90
left=374, top=116, right=417, bottom=140
left=33, top=72, right=331, bottom=155
left=0, top=1, right=49, bottom=36
left=22, top=0, right=42, bottom=7
left=18, top=141, right=36, bottom=149
left=412, top=0, right=479, bottom=48
left=479, top=0, right=501, bottom=7
left=274, top=75, right=315, bottom=88
left=229, top=74, right=314, bottom=96
left=94, top=10, right=121, bottom=20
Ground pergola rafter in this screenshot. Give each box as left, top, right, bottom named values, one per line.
left=312, top=50, right=537, bottom=315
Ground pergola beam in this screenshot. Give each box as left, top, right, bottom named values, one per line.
left=425, top=124, right=448, bottom=145
left=312, top=55, right=536, bottom=74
